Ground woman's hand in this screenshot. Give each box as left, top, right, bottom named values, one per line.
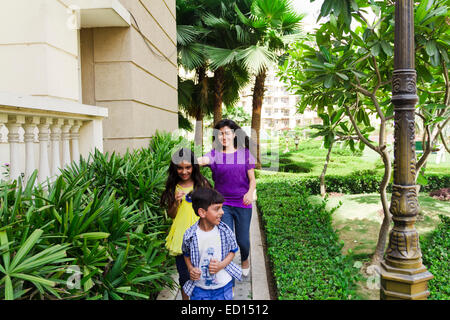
left=243, top=191, right=254, bottom=206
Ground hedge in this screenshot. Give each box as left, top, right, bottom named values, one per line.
left=257, top=170, right=450, bottom=195
left=256, top=175, right=360, bottom=300
left=421, top=215, right=450, bottom=300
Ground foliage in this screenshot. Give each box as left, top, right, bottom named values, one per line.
left=0, top=132, right=182, bottom=300
left=256, top=175, right=360, bottom=299
left=258, top=169, right=450, bottom=195
left=421, top=215, right=450, bottom=300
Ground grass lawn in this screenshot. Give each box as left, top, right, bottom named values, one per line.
left=261, top=138, right=449, bottom=177
left=308, top=193, right=450, bottom=299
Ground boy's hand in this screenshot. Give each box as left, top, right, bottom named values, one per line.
left=189, top=267, right=201, bottom=281
left=209, top=259, right=223, bottom=274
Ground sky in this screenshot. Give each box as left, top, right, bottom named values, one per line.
left=291, top=0, right=324, bottom=32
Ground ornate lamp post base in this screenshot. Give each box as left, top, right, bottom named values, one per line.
left=380, top=0, right=433, bottom=300
left=380, top=262, right=433, bottom=300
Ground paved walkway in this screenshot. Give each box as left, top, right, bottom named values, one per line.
left=157, top=203, right=271, bottom=300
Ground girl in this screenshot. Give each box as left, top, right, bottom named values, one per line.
left=160, top=148, right=211, bottom=300
left=198, top=119, right=256, bottom=276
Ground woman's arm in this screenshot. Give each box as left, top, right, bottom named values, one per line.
left=243, top=168, right=256, bottom=205
left=197, top=156, right=210, bottom=167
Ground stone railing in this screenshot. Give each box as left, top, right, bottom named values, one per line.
left=0, top=92, right=108, bottom=184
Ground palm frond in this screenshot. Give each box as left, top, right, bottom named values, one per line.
left=237, top=45, right=277, bottom=74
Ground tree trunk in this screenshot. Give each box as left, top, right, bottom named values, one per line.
left=194, top=114, right=203, bottom=150
left=371, top=149, right=392, bottom=265
left=320, top=142, right=334, bottom=197
left=213, top=67, right=225, bottom=126
left=251, top=68, right=267, bottom=169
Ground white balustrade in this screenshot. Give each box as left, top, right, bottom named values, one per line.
left=50, top=119, right=63, bottom=178
left=38, top=118, right=52, bottom=184
left=0, top=92, right=108, bottom=184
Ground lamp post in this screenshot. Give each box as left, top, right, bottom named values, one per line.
left=294, top=135, right=299, bottom=150
left=380, top=0, right=433, bottom=300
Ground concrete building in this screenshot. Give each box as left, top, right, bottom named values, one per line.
left=238, top=65, right=320, bottom=136
left=0, top=0, right=177, bottom=182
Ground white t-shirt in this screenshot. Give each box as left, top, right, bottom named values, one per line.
left=195, top=226, right=232, bottom=290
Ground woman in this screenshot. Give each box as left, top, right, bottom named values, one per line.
left=198, top=119, right=256, bottom=276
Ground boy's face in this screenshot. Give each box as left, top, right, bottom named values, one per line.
left=199, top=203, right=224, bottom=226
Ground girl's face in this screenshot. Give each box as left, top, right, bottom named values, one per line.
left=176, top=160, right=193, bottom=181
left=218, top=126, right=235, bottom=148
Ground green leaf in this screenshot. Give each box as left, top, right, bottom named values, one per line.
left=380, top=41, right=393, bottom=56
left=9, top=229, right=43, bottom=271
left=5, top=275, right=13, bottom=300
left=324, top=75, right=334, bottom=88
left=335, top=72, right=349, bottom=81
left=370, top=43, right=381, bottom=57
left=11, top=273, right=55, bottom=287
left=74, top=232, right=110, bottom=240
left=0, top=231, right=10, bottom=270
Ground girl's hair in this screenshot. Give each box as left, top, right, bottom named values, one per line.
left=160, top=148, right=211, bottom=208
left=212, top=119, right=251, bottom=151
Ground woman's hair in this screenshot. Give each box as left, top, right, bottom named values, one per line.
left=160, top=148, right=211, bottom=208
left=212, top=119, right=251, bottom=150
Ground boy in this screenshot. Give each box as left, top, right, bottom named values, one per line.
left=182, top=187, right=242, bottom=300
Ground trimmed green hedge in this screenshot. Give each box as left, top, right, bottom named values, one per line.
left=256, top=176, right=360, bottom=300
left=421, top=215, right=450, bottom=300
left=257, top=170, right=450, bottom=195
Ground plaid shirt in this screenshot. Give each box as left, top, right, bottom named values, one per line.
left=182, top=221, right=242, bottom=296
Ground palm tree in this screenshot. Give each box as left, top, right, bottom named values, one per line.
left=244, top=0, right=304, bottom=168
left=211, top=0, right=304, bottom=167
left=176, top=0, right=211, bottom=147
left=201, top=0, right=254, bottom=125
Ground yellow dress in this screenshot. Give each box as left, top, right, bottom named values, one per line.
left=165, top=184, right=199, bottom=256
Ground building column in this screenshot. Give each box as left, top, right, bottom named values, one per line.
left=6, top=115, right=25, bottom=181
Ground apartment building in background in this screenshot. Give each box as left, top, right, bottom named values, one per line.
left=0, top=0, right=177, bottom=182
left=238, top=65, right=320, bottom=136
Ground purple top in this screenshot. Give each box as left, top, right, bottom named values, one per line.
left=205, top=148, right=256, bottom=209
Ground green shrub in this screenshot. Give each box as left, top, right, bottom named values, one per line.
left=256, top=176, right=360, bottom=300
left=0, top=132, right=182, bottom=300
left=421, top=215, right=450, bottom=300
left=257, top=170, right=450, bottom=195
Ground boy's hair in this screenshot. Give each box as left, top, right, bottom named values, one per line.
left=189, top=187, right=224, bottom=216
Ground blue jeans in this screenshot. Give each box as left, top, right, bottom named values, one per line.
left=221, top=205, right=252, bottom=262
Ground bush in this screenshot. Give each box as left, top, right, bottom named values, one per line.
left=0, top=132, right=182, bottom=300
left=421, top=215, right=450, bottom=300
left=257, top=170, right=450, bottom=195
left=256, top=176, right=360, bottom=300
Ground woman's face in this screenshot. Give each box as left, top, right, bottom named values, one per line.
left=218, top=126, right=235, bottom=148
